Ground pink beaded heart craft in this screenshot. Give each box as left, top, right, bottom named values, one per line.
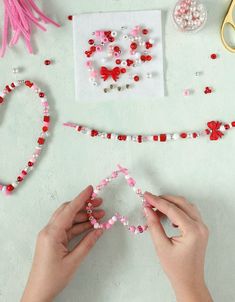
left=86, top=165, right=148, bottom=235
left=0, top=80, right=50, bottom=195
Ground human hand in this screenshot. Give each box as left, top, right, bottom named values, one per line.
left=144, top=193, right=213, bottom=302
left=21, top=186, right=105, bottom=302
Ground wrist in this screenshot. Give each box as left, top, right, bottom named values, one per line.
left=172, top=279, right=213, bottom=302
left=21, top=283, right=54, bottom=302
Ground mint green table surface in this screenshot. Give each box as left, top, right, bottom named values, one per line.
left=0, top=0, right=234, bottom=301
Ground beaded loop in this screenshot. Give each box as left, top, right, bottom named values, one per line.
left=86, top=165, right=148, bottom=235
left=0, top=80, right=50, bottom=195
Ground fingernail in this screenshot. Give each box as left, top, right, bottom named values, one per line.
left=144, top=207, right=149, bottom=217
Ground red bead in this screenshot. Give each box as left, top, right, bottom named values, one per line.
left=193, top=133, right=198, bottom=138
left=137, top=135, right=142, bottom=143
left=39, top=92, right=45, bottom=98
left=204, top=87, right=212, bottom=94
left=5, top=85, right=11, bottom=93
left=90, top=46, right=96, bottom=52
left=134, top=75, right=140, bottom=82
left=17, top=176, right=23, bottom=182
left=146, top=55, right=152, bottom=61
left=210, top=53, right=217, bottom=60
left=11, top=83, right=16, bottom=88
left=88, top=39, right=94, bottom=45
left=121, top=68, right=126, bottom=74
left=232, top=122, right=235, bottom=127
left=25, top=80, right=33, bottom=88
left=205, top=129, right=210, bottom=135
left=160, top=134, right=167, bottom=142
left=138, top=225, right=144, bottom=233
left=126, top=59, right=134, bottom=66
left=28, top=161, right=34, bottom=167
left=22, top=170, right=27, bottom=176
left=116, top=59, right=121, bottom=65
left=43, top=116, right=50, bottom=122
left=105, top=31, right=111, bottom=37
left=42, top=126, right=48, bottom=132
left=145, top=42, right=153, bottom=49
left=142, top=29, right=149, bottom=35
left=140, top=55, right=146, bottom=62
left=91, top=130, right=98, bottom=137
left=224, top=124, right=230, bottom=130
left=77, top=126, right=83, bottom=131
left=38, top=137, right=45, bottom=145
left=114, top=46, right=120, bottom=52
left=180, top=133, right=187, bottom=139
left=7, top=184, right=14, bottom=192
left=68, top=15, right=73, bottom=20
left=0, top=96, right=4, bottom=104
left=153, top=135, right=158, bottom=141
left=108, top=37, right=114, bottom=42
left=130, top=42, right=137, bottom=50
left=107, top=133, right=112, bottom=139
left=44, top=59, right=51, bottom=65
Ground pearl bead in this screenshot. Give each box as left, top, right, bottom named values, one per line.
left=146, top=72, right=152, bottom=79
left=12, top=67, right=19, bottom=74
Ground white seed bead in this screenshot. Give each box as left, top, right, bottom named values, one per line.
left=94, top=223, right=100, bottom=229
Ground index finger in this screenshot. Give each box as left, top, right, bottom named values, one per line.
left=55, top=186, right=93, bottom=229
left=144, top=192, right=194, bottom=233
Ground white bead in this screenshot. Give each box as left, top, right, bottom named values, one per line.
left=111, top=31, right=117, bottom=37
left=172, top=133, right=180, bottom=140
left=149, top=39, right=155, bottom=44
left=135, top=52, right=141, bottom=59
left=220, top=125, right=225, bottom=132
left=121, top=61, right=127, bottom=67
left=112, top=216, right=117, bottom=222
left=12, top=67, right=19, bottom=74
left=94, top=223, right=100, bottom=229
left=2, top=186, right=6, bottom=192
left=123, top=34, right=129, bottom=40
left=125, top=175, right=130, bottom=179
left=92, top=81, right=98, bottom=86
left=146, top=72, right=152, bottom=79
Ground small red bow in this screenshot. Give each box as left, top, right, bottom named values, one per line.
left=207, top=121, right=224, bottom=141
left=100, top=66, right=121, bottom=81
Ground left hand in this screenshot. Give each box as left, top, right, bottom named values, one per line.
left=21, top=186, right=105, bottom=302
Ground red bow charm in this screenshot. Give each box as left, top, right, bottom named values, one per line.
left=207, top=121, right=224, bottom=141
left=100, top=66, right=121, bottom=81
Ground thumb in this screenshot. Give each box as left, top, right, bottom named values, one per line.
left=144, top=206, right=171, bottom=251
left=68, top=229, right=103, bottom=266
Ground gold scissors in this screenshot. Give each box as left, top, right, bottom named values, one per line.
left=221, top=0, right=235, bottom=52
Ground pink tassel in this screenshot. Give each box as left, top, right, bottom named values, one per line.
left=0, top=0, right=60, bottom=57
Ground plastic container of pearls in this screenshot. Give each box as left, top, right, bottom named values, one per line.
left=172, top=0, right=207, bottom=33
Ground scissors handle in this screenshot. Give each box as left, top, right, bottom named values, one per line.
left=221, top=0, right=235, bottom=52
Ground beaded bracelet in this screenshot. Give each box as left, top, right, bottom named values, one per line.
left=87, top=165, right=148, bottom=235
left=63, top=120, right=234, bottom=143
left=0, top=80, right=50, bottom=195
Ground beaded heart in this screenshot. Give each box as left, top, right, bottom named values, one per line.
left=87, top=165, right=148, bottom=235
left=0, top=80, right=50, bottom=195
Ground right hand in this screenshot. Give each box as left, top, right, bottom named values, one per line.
left=144, top=192, right=213, bottom=302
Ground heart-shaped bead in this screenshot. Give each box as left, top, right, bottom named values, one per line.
left=0, top=80, right=50, bottom=195
left=86, top=165, right=148, bottom=235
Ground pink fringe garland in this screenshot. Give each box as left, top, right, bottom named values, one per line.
left=0, top=0, right=60, bottom=57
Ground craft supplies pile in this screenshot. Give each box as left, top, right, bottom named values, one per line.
left=0, top=0, right=234, bottom=235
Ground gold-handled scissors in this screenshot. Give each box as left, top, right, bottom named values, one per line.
left=221, top=0, right=235, bottom=52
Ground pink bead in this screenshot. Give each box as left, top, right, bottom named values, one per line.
left=129, top=226, right=136, bottom=232
left=35, top=149, right=41, bottom=155
left=95, top=31, right=101, bottom=37
left=43, top=101, right=49, bottom=107
left=109, top=219, right=114, bottom=225
left=112, top=172, right=118, bottom=178
left=31, top=158, right=36, bottom=163
left=44, top=122, right=50, bottom=127
left=103, top=37, right=108, bottom=43
left=127, top=178, right=136, bottom=187
left=96, top=46, right=103, bottom=52
left=183, top=89, right=190, bottom=96
left=101, top=179, right=108, bottom=186
left=105, top=223, right=112, bottom=229
left=86, top=61, right=92, bottom=67
left=91, top=219, right=96, bottom=225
